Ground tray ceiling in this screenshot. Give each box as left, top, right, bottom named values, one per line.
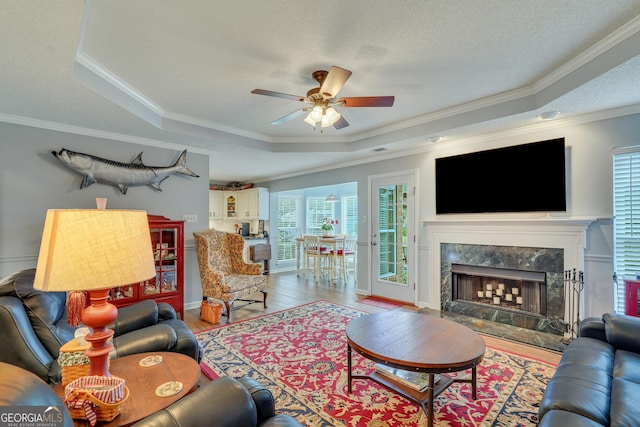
left=2, top=1, right=640, bottom=181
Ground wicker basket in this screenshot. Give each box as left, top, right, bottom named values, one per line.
left=58, top=339, right=110, bottom=386
left=64, top=376, right=128, bottom=424
left=58, top=339, right=90, bottom=386
left=201, top=299, right=222, bottom=323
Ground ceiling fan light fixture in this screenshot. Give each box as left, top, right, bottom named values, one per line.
left=309, top=105, right=323, bottom=122
left=253, top=66, right=395, bottom=130
left=325, top=194, right=339, bottom=202
left=321, top=107, right=341, bottom=127
left=304, top=115, right=317, bottom=126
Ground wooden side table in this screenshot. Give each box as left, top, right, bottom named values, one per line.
left=53, top=352, right=200, bottom=427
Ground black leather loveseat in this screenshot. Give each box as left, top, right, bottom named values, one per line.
left=0, top=362, right=303, bottom=427
left=538, top=313, right=640, bottom=426
left=0, top=268, right=201, bottom=384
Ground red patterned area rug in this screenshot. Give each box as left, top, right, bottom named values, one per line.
left=196, top=301, right=556, bottom=427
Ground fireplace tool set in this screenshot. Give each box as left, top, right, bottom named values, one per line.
left=563, top=268, right=584, bottom=341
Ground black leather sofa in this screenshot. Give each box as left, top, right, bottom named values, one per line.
left=0, top=362, right=303, bottom=427
left=538, top=313, right=640, bottom=426
left=0, top=268, right=201, bottom=384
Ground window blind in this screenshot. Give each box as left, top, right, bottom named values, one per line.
left=277, top=196, right=298, bottom=262
left=306, top=197, right=334, bottom=235
left=613, top=148, right=640, bottom=313
left=342, top=195, right=358, bottom=236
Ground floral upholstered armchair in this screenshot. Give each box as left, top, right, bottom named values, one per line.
left=193, top=229, right=267, bottom=321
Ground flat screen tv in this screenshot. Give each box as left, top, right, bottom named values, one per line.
left=435, top=138, right=566, bottom=214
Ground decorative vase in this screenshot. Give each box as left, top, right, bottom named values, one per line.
left=323, top=229, right=330, bottom=236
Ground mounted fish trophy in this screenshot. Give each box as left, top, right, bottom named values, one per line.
left=52, top=148, right=199, bottom=194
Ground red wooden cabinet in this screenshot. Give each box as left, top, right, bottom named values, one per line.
left=109, top=215, right=185, bottom=319
left=624, top=279, right=640, bottom=317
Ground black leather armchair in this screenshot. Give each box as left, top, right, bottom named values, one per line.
left=0, top=269, right=201, bottom=384
left=132, top=376, right=302, bottom=427
left=0, top=362, right=303, bottom=427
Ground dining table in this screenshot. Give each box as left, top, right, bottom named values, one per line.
left=295, top=235, right=345, bottom=283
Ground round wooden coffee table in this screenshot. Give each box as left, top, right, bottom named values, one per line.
left=346, top=311, right=485, bottom=427
left=54, top=352, right=200, bottom=427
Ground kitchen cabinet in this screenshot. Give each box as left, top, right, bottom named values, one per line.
left=237, top=188, right=269, bottom=220
left=109, top=215, right=184, bottom=319
left=223, top=191, right=238, bottom=220
left=209, top=190, right=224, bottom=220
left=221, top=188, right=269, bottom=220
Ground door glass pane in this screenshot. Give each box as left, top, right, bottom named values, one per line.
left=378, top=184, right=408, bottom=285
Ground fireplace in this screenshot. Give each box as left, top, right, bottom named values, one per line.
left=423, top=218, right=594, bottom=339
left=451, top=264, right=547, bottom=316
left=441, top=244, right=564, bottom=335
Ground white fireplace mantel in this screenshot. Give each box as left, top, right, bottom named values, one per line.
left=422, top=217, right=596, bottom=232
left=421, top=217, right=596, bottom=329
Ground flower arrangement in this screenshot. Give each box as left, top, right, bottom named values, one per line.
left=321, top=218, right=338, bottom=231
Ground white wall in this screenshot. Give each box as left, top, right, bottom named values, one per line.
left=263, top=113, right=640, bottom=319
left=0, top=122, right=210, bottom=309
left=3, top=113, right=639, bottom=318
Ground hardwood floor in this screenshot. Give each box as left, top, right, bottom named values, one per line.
left=183, top=270, right=562, bottom=365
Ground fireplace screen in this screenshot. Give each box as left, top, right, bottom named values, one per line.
left=451, top=264, right=547, bottom=316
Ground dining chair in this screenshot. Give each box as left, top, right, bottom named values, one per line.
left=302, top=235, right=331, bottom=283
left=331, top=235, right=357, bottom=283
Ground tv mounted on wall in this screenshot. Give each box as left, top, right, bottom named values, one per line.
left=435, top=138, right=566, bottom=214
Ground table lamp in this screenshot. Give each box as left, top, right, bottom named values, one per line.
left=33, top=208, right=156, bottom=377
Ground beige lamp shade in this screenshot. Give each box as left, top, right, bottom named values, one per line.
left=34, top=209, right=156, bottom=291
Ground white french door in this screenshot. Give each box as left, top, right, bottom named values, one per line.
left=370, top=172, right=416, bottom=303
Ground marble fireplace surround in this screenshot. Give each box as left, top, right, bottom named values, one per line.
left=423, top=218, right=594, bottom=338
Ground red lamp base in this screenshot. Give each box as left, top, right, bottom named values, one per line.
left=81, top=288, right=118, bottom=377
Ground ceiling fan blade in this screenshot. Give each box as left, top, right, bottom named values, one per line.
left=333, top=115, right=349, bottom=129
left=271, top=109, right=307, bottom=125
left=320, top=66, right=352, bottom=98
left=251, top=89, right=304, bottom=102
left=338, top=96, right=395, bottom=107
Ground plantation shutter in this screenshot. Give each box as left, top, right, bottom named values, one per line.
left=306, top=198, right=334, bottom=234
left=277, top=196, right=298, bottom=262
left=613, top=147, right=640, bottom=313
left=342, top=195, right=358, bottom=237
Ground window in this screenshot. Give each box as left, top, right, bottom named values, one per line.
left=306, top=198, right=334, bottom=235
left=277, top=195, right=299, bottom=262
left=613, top=148, right=640, bottom=312
left=342, top=195, right=358, bottom=236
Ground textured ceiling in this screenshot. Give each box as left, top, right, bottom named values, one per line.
left=2, top=1, right=640, bottom=182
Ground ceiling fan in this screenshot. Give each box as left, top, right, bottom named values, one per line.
left=251, top=66, right=394, bottom=130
